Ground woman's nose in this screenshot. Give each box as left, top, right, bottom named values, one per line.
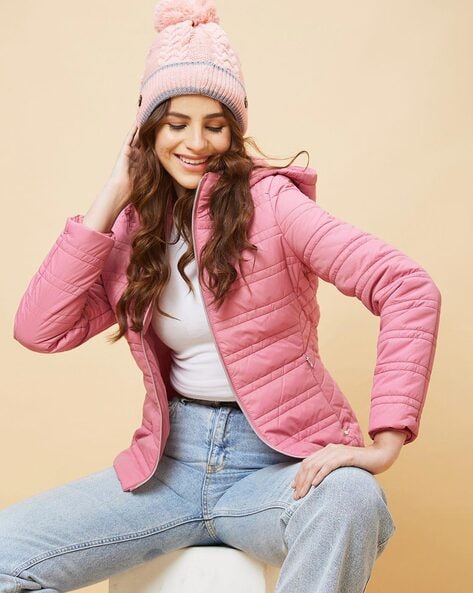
left=185, top=128, right=207, bottom=152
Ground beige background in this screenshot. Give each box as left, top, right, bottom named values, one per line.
left=1, top=1, right=471, bottom=592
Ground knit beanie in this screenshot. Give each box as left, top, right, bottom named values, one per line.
left=135, top=0, right=248, bottom=134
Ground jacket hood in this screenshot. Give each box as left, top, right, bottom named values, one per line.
left=202, top=156, right=317, bottom=201
left=247, top=157, right=317, bottom=202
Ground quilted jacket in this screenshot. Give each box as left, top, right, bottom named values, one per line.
left=13, top=162, right=442, bottom=492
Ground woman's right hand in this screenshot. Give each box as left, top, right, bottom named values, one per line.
left=106, top=123, right=141, bottom=207
left=83, top=124, right=141, bottom=233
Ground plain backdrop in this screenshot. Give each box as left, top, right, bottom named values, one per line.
left=1, top=2, right=472, bottom=592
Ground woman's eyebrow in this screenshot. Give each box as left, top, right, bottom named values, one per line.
left=166, top=111, right=225, bottom=119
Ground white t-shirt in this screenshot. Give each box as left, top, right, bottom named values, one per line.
left=150, top=223, right=235, bottom=402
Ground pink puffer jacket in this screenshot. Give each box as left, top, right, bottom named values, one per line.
left=13, top=163, right=442, bottom=492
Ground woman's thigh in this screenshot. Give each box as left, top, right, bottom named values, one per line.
left=211, top=460, right=396, bottom=568
left=0, top=460, right=212, bottom=593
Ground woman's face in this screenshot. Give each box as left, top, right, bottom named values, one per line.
left=154, top=94, right=232, bottom=198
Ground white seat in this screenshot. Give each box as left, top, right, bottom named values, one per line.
left=109, top=546, right=280, bottom=593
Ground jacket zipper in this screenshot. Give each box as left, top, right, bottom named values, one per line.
left=304, top=354, right=314, bottom=368
left=125, top=175, right=210, bottom=491
left=190, top=174, right=302, bottom=460
left=125, top=301, right=160, bottom=491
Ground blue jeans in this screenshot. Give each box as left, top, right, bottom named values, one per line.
left=0, top=396, right=396, bottom=593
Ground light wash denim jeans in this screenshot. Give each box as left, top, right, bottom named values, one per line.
left=0, top=395, right=396, bottom=593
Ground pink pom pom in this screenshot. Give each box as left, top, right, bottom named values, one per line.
left=153, top=0, right=220, bottom=33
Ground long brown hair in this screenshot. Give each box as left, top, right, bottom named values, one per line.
left=107, top=98, right=309, bottom=344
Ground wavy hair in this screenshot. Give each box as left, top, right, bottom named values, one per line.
left=107, top=98, right=309, bottom=343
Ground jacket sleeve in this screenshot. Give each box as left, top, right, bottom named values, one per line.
left=271, top=177, right=442, bottom=445
left=13, top=214, right=118, bottom=353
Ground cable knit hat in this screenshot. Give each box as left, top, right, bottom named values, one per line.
left=135, top=0, right=248, bottom=134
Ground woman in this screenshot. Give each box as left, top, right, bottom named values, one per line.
left=3, top=1, right=441, bottom=592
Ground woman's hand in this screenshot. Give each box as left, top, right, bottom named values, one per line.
left=83, top=124, right=141, bottom=233
left=106, top=123, right=141, bottom=204
left=290, top=430, right=406, bottom=500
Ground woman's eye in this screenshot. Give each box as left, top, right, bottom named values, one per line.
left=168, top=124, right=224, bottom=133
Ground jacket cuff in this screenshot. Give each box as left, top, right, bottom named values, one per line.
left=63, top=214, right=116, bottom=261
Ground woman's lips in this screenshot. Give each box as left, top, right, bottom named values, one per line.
left=174, top=154, right=210, bottom=172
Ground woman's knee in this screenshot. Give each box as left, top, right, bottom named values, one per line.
left=308, top=466, right=396, bottom=541
left=319, top=466, right=387, bottom=502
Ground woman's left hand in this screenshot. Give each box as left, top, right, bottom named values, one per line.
left=290, top=430, right=406, bottom=500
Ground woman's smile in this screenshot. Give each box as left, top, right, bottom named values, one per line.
left=174, top=154, right=211, bottom=171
